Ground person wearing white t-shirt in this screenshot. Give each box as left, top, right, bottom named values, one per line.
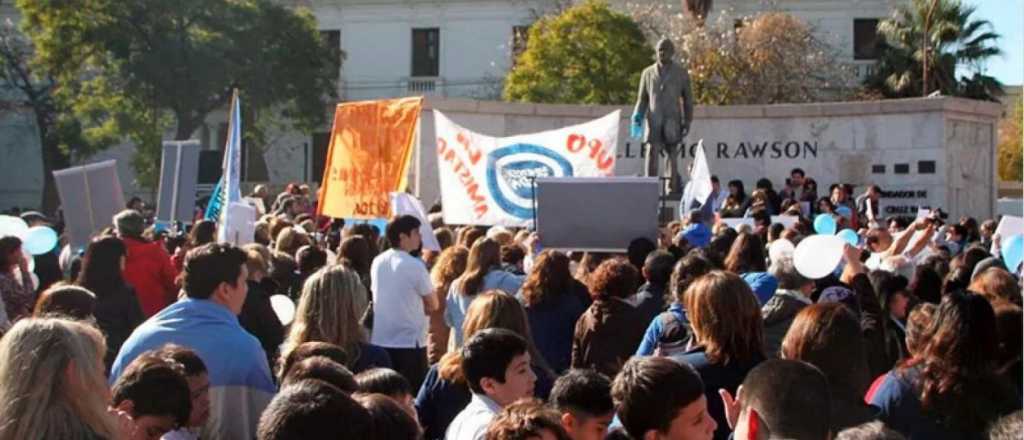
left=370, top=214, right=438, bottom=390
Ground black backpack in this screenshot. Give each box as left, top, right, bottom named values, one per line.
left=653, top=311, right=691, bottom=357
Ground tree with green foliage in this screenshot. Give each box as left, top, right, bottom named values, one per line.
left=18, top=0, right=342, bottom=189
left=869, top=0, right=1003, bottom=101
left=998, top=99, right=1022, bottom=182
left=0, top=19, right=117, bottom=213
left=504, top=0, right=652, bottom=105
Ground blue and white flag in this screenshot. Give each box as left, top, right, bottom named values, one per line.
left=204, top=90, right=248, bottom=243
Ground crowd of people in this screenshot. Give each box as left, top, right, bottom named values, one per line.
left=0, top=170, right=1021, bottom=440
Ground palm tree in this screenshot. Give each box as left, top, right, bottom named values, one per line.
left=868, top=0, right=1003, bottom=101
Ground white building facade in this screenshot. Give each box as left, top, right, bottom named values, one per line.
left=0, top=0, right=910, bottom=211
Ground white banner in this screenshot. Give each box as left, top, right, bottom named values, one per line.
left=435, top=110, right=620, bottom=226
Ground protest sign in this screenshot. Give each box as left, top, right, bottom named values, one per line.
left=535, top=177, right=658, bottom=252
left=318, top=97, right=422, bottom=219
left=156, top=140, right=200, bottom=226
left=435, top=110, right=620, bottom=226
left=720, top=215, right=798, bottom=230
left=995, top=215, right=1024, bottom=238
left=53, top=160, right=125, bottom=250
left=221, top=201, right=257, bottom=246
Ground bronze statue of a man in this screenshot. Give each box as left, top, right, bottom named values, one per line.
left=632, top=38, right=694, bottom=196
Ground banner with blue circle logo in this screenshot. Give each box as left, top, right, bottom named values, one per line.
left=435, top=110, right=620, bottom=226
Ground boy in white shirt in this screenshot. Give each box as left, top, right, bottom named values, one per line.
left=445, top=328, right=537, bottom=440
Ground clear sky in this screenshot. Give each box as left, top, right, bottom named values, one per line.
left=968, top=0, right=1022, bottom=86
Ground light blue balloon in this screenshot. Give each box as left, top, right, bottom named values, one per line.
left=836, top=205, right=853, bottom=219
left=837, top=229, right=859, bottom=246
left=23, top=226, right=58, bottom=255
left=814, top=214, right=837, bottom=235
left=1001, top=234, right=1024, bottom=272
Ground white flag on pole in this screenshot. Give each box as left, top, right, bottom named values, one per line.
left=216, top=90, right=248, bottom=244
left=681, top=139, right=713, bottom=215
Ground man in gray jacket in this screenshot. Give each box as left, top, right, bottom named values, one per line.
left=633, top=38, right=694, bottom=195
left=761, top=258, right=815, bottom=357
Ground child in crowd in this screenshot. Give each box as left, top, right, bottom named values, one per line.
left=281, top=356, right=358, bottom=393
left=485, top=399, right=571, bottom=440
left=549, top=369, right=614, bottom=440
left=356, top=367, right=418, bottom=419
left=257, top=379, right=373, bottom=440
left=611, top=356, right=717, bottom=440
left=446, top=328, right=537, bottom=440
left=152, top=344, right=211, bottom=440
left=718, top=359, right=831, bottom=440
left=110, top=354, right=192, bottom=440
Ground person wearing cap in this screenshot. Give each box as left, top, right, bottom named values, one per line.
left=114, top=209, right=179, bottom=317
left=675, top=209, right=711, bottom=249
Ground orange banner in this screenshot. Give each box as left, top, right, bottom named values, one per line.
left=317, top=97, right=422, bottom=219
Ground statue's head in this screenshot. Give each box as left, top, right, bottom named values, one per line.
left=656, top=38, right=675, bottom=64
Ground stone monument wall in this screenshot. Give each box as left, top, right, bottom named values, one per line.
left=417, top=97, right=1002, bottom=220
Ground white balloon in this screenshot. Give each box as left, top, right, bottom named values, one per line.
left=0, top=215, right=29, bottom=239
left=768, top=239, right=795, bottom=263
left=793, top=234, right=845, bottom=279
left=270, top=294, right=296, bottom=326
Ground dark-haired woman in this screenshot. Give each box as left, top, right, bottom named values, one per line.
left=518, top=250, right=588, bottom=374
left=782, top=303, right=877, bottom=432
left=868, top=293, right=1021, bottom=439
left=76, top=236, right=145, bottom=371
left=0, top=236, right=35, bottom=328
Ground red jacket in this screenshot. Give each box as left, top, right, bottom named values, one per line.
left=122, top=236, right=179, bottom=317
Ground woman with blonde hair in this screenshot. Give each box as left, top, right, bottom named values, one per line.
left=675, top=270, right=765, bottom=440
left=416, top=291, right=554, bottom=440
left=445, top=238, right=523, bottom=346
left=427, top=246, right=469, bottom=363
left=274, top=226, right=309, bottom=257
left=969, top=267, right=1022, bottom=306
left=280, top=265, right=391, bottom=377
left=0, top=317, right=122, bottom=439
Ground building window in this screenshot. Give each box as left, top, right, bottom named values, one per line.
left=311, top=132, right=331, bottom=183
left=853, top=19, right=880, bottom=60
left=918, top=160, right=936, bottom=174
left=412, top=28, right=440, bottom=77
left=872, top=164, right=886, bottom=174
left=512, top=25, right=530, bottom=63
left=320, top=30, right=342, bottom=81
left=894, top=163, right=910, bottom=174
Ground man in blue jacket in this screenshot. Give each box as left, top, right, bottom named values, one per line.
left=111, top=243, right=276, bottom=440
